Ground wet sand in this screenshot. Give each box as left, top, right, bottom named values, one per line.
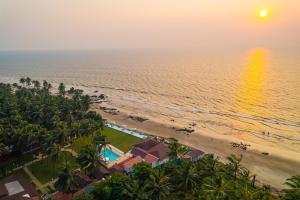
left=91, top=102, right=300, bottom=190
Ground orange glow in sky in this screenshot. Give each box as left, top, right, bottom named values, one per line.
left=0, top=0, right=299, bottom=50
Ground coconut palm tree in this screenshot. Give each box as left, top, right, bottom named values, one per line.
left=55, top=162, right=77, bottom=193
left=285, top=175, right=300, bottom=189
left=54, top=122, right=69, bottom=145
left=0, top=143, right=6, bottom=156
left=168, top=137, right=187, bottom=161
left=226, top=154, right=243, bottom=179
left=42, top=80, right=52, bottom=92
left=25, top=77, right=31, bottom=87
left=123, top=178, right=149, bottom=200
left=202, top=176, right=234, bottom=200
left=32, top=80, right=41, bottom=90
left=80, top=95, right=91, bottom=111
left=283, top=175, right=300, bottom=200
left=49, top=144, right=60, bottom=169
left=93, top=131, right=109, bottom=154
left=234, top=181, right=262, bottom=200
left=70, top=122, right=81, bottom=138
left=197, top=154, right=220, bottom=178
left=19, top=77, right=26, bottom=87
left=257, top=185, right=274, bottom=200
left=146, top=170, right=171, bottom=200
left=77, top=145, right=99, bottom=176
left=177, top=160, right=199, bottom=192
left=58, top=83, right=66, bottom=96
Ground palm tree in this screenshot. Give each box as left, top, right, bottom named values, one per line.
left=146, top=170, right=171, bottom=200
left=283, top=175, right=300, bottom=200
left=77, top=145, right=99, bottom=176
left=71, top=122, right=81, bottom=138
left=55, top=162, right=77, bottom=193
left=123, top=178, right=149, bottom=200
left=239, top=167, right=257, bottom=187
left=42, top=80, right=52, bottom=92
left=226, top=154, right=243, bottom=179
left=257, top=185, right=273, bottom=200
left=49, top=144, right=60, bottom=169
left=41, top=134, right=54, bottom=155
left=234, top=181, right=261, bottom=200
left=58, top=83, right=66, bottom=96
left=0, top=143, right=6, bottom=156
left=197, top=154, right=220, bottom=178
left=168, top=137, right=187, bottom=161
left=177, top=160, right=199, bottom=192
left=93, top=130, right=109, bottom=154
left=19, top=77, right=26, bottom=86
left=55, top=122, right=69, bottom=145
left=285, top=175, right=300, bottom=189
left=25, top=77, right=31, bottom=87
left=202, top=176, right=233, bottom=200
left=32, top=80, right=41, bottom=90
left=80, top=95, right=91, bottom=111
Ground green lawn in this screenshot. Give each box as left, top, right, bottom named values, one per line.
left=71, top=126, right=142, bottom=153
left=13, top=168, right=31, bottom=180
left=28, top=151, right=78, bottom=184
left=0, top=154, right=35, bottom=172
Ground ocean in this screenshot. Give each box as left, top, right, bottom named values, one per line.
left=0, top=48, right=299, bottom=151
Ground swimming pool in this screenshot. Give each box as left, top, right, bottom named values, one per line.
left=100, top=148, right=120, bottom=161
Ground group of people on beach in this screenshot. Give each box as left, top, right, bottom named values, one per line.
left=231, top=142, right=250, bottom=151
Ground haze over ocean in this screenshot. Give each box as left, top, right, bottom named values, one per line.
left=0, top=48, right=299, bottom=153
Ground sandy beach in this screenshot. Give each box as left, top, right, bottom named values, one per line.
left=91, top=100, right=300, bottom=190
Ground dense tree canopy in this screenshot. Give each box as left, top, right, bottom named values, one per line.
left=0, top=78, right=299, bottom=200
left=90, top=154, right=289, bottom=200
left=0, top=78, right=103, bottom=157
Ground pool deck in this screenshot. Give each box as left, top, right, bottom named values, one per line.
left=102, top=144, right=131, bottom=168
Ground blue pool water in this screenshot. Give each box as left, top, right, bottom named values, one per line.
left=100, top=148, right=120, bottom=161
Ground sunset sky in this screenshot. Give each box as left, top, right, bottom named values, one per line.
left=0, top=0, right=299, bottom=50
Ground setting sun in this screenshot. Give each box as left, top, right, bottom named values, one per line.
left=259, top=9, right=268, bottom=17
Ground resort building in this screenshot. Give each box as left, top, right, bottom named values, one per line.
left=0, top=175, right=40, bottom=200
left=106, top=138, right=204, bottom=174
left=131, top=139, right=170, bottom=167
left=182, top=147, right=204, bottom=161
left=122, top=156, right=144, bottom=173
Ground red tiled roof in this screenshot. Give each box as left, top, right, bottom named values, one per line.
left=143, top=154, right=158, bottom=164
left=182, top=154, right=191, bottom=159
left=187, top=147, right=204, bottom=158
left=19, top=196, right=40, bottom=200
left=131, top=146, right=149, bottom=158
left=133, top=139, right=159, bottom=151
left=122, top=156, right=143, bottom=169
left=132, top=139, right=170, bottom=161
left=52, top=192, right=73, bottom=200
left=148, top=143, right=169, bottom=161
left=108, top=164, right=123, bottom=174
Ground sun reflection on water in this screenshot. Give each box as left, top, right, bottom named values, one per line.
left=236, top=48, right=270, bottom=116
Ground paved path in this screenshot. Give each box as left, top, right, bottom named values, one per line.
left=24, top=166, right=43, bottom=188
left=11, top=154, right=46, bottom=172
left=61, top=148, right=78, bottom=157
left=40, top=178, right=57, bottom=189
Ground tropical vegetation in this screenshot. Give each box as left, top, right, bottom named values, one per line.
left=0, top=78, right=299, bottom=199
left=88, top=140, right=300, bottom=200
left=0, top=77, right=103, bottom=177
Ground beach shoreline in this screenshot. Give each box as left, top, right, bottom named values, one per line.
left=91, top=101, right=300, bottom=190
left=1, top=77, right=299, bottom=190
